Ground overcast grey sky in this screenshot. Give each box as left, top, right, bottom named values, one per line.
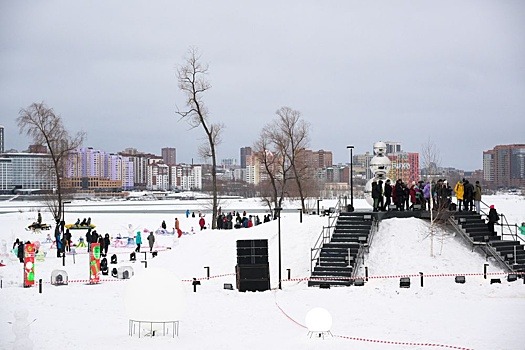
left=1, top=1, right=524, bottom=170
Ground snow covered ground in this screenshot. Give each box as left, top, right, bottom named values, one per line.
left=0, top=194, right=524, bottom=350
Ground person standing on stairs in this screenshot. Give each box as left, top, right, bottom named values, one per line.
left=487, top=205, right=499, bottom=234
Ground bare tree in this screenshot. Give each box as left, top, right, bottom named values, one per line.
left=421, top=137, right=441, bottom=182
left=253, top=128, right=288, bottom=215
left=275, top=107, right=311, bottom=213
left=176, top=47, right=223, bottom=229
left=420, top=138, right=451, bottom=256
left=17, top=102, right=85, bottom=225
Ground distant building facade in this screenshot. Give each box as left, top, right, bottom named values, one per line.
left=161, top=147, right=177, bottom=166
left=0, top=152, right=56, bottom=192
left=483, top=144, right=525, bottom=188
left=240, top=147, right=252, bottom=169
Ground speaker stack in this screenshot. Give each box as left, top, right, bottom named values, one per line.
left=236, top=239, right=270, bottom=292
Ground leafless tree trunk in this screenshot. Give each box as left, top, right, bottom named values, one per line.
left=17, top=102, right=85, bottom=226
left=253, top=128, right=288, bottom=215
left=275, top=107, right=311, bottom=213
left=420, top=138, right=446, bottom=257
left=421, top=137, right=441, bottom=182
left=176, top=47, right=223, bottom=229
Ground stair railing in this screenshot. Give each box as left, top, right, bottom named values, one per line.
left=310, top=197, right=343, bottom=273
left=498, top=214, right=525, bottom=244
left=351, top=217, right=378, bottom=279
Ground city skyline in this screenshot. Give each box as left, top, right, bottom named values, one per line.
left=1, top=1, right=524, bottom=171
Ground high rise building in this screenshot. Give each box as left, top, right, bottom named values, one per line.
left=483, top=144, right=525, bottom=188
left=384, top=141, right=402, bottom=154
left=0, top=125, right=4, bottom=154
left=161, top=147, right=177, bottom=165
left=312, top=149, right=333, bottom=168
left=240, top=147, right=252, bottom=168
left=0, top=152, right=56, bottom=192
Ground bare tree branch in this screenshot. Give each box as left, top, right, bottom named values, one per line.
left=176, top=47, right=222, bottom=229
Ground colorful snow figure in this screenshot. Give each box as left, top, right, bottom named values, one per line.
left=76, top=237, right=87, bottom=248
left=23, top=244, right=35, bottom=288
left=89, top=243, right=101, bottom=284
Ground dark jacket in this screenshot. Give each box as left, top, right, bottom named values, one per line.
left=488, top=208, right=499, bottom=223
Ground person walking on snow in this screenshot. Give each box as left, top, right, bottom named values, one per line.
left=147, top=231, right=155, bottom=252
left=135, top=231, right=142, bottom=252
left=199, top=216, right=205, bottom=231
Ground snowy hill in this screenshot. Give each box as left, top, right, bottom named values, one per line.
left=0, top=195, right=524, bottom=349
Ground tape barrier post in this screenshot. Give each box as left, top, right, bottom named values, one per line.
left=419, top=272, right=424, bottom=287
left=39, top=278, right=42, bottom=294
left=23, top=243, right=35, bottom=288
left=205, top=266, right=210, bottom=279
left=89, top=243, right=101, bottom=284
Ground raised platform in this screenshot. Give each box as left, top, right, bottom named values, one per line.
left=343, top=210, right=432, bottom=220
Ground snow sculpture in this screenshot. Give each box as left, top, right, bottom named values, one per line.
left=12, top=309, right=34, bottom=350
left=305, top=307, right=333, bottom=339
left=125, top=268, right=185, bottom=337
left=364, top=141, right=391, bottom=207
left=0, top=239, right=7, bottom=256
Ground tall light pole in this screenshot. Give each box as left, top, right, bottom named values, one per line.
left=347, top=145, right=354, bottom=211
left=275, top=207, right=283, bottom=289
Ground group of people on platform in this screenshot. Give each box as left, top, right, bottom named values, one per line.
left=371, top=178, right=483, bottom=213
left=215, top=210, right=272, bottom=230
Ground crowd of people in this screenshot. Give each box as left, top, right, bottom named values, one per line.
left=371, top=178, right=483, bottom=213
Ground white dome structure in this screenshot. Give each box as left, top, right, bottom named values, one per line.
left=125, top=268, right=186, bottom=322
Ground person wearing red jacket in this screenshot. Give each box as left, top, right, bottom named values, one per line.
left=199, top=216, right=205, bottom=231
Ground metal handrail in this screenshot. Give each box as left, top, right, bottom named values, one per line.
left=310, top=197, right=343, bottom=273
left=351, top=218, right=378, bottom=280
left=447, top=217, right=511, bottom=271
left=498, top=214, right=525, bottom=244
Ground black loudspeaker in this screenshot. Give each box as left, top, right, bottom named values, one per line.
left=111, top=268, right=118, bottom=278
left=129, top=252, right=135, bottom=262
left=236, top=264, right=270, bottom=292
left=236, top=240, right=268, bottom=265
left=101, top=257, right=108, bottom=275
left=111, top=254, right=118, bottom=264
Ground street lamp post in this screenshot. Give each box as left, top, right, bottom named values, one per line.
left=347, top=145, right=354, bottom=211
left=62, top=201, right=71, bottom=222
left=275, top=207, right=283, bottom=289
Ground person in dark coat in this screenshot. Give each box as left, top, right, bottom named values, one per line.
left=64, top=229, right=72, bottom=252
left=463, top=180, right=475, bottom=211
left=91, top=230, right=99, bottom=253
left=54, top=224, right=63, bottom=257
left=161, top=220, right=167, bottom=230
left=147, top=231, right=155, bottom=252
left=103, top=233, right=110, bottom=256
left=371, top=181, right=380, bottom=212
left=85, top=229, right=93, bottom=252
left=17, top=241, right=24, bottom=263
left=98, top=234, right=105, bottom=256
left=383, top=179, right=392, bottom=211
left=394, top=179, right=405, bottom=211
left=487, top=205, right=499, bottom=233
left=377, top=180, right=384, bottom=211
